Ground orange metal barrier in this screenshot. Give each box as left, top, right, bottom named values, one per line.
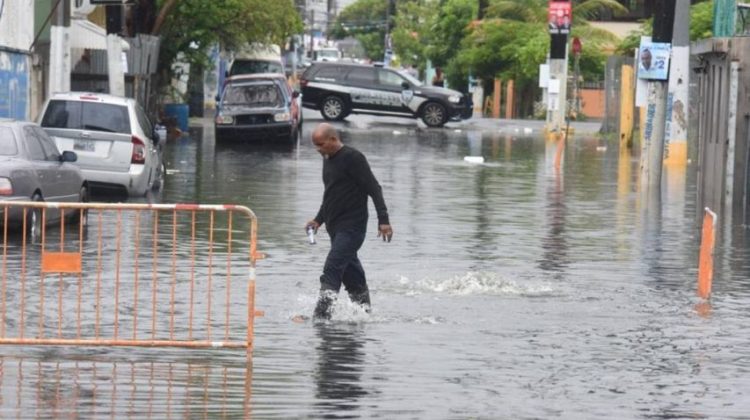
left=1, top=201, right=262, bottom=356
left=697, top=207, right=717, bottom=299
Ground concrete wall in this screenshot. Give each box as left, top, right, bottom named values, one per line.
left=1, top=0, right=35, bottom=50
left=693, top=37, right=750, bottom=226
left=579, top=88, right=605, bottom=119
left=0, top=0, right=35, bottom=120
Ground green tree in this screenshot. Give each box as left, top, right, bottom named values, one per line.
left=330, top=0, right=389, bottom=60
left=137, top=0, right=302, bottom=98
left=615, top=0, right=714, bottom=54
left=391, top=0, right=439, bottom=73
left=458, top=0, right=626, bottom=115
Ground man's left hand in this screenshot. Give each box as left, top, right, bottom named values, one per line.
left=378, top=224, right=393, bottom=242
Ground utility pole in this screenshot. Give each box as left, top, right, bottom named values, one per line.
left=48, top=0, right=71, bottom=96
left=545, top=0, right=571, bottom=135
left=639, top=0, right=675, bottom=192
left=383, top=0, right=394, bottom=66
left=664, top=0, right=690, bottom=168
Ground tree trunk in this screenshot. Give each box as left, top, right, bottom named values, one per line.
left=151, top=0, right=178, bottom=35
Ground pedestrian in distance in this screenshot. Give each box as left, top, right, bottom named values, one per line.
left=432, top=67, right=445, bottom=87
left=305, top=123, right=393, bottom=321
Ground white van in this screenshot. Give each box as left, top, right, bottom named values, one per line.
left=312, top=47, right=342, bottom=62
left=228, top=43, right=285, bottom=76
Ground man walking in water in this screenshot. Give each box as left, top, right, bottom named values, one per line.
left=306, top=123, right=393, bottom=320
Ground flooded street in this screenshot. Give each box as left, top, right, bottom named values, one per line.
left=2, top=112, right=750, bottom=418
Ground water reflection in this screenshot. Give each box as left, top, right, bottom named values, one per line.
left=314, top=324, right=368, bottom=417
left=0, top=352, right=252, bottom=418
left=538, top=162, right=568, bottom=276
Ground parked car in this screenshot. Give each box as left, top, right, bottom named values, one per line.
left=38, top=92, right=164, bottom=196
left=300, top=62, right=472, bottom=127
left=0, top=119, right=87, bottom=241
left=214, top=73, right=301, bottom=143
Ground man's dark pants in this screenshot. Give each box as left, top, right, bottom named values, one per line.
left=313, top=227, right=371, bottom=319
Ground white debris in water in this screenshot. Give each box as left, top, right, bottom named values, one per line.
left=454, top=129, right=462, bottom=133
left=464, top=156, right=485, bottom=164
left=523, top=127, right=533, bottom=134
left=393, top=130, right=402, bottom=135
left=166, top=169, right=180, bottom=175
left=596, top=146, right=607, bottom=152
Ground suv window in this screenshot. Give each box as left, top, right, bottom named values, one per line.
left=135, top=105, right=153, bottom=138
left=0, top=127, right=17, bottom=155
left=345, top=67, right=376, bottom=85
left=378, top=69, right=407, bottom=88
left=42, top=100, right=131, bottom=134
left=312, top=66, right=342, bottom=80
left=223, top=82, right=283, bottom=107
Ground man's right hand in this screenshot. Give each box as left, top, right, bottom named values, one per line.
left=305, top=220, right=320, bottom=233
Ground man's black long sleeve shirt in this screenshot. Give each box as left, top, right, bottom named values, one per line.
left=314, top=145, right=389, bottom=233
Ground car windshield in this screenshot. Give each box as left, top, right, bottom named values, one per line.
left=222, top=83, right=283, bottom=107
left=0, top=127, right=17, bottom=155
left=316, top=49, right=339, bottom=59
left=398, top=70, right=423, bottom=87
left=230, top=60, right=283, bottom=75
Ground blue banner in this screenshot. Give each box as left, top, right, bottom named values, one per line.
left=0, top=51, right=30, bottom=120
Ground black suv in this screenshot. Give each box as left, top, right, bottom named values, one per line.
left=300, top=63, right=471, bottom=127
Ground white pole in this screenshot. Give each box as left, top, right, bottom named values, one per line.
left=107, top=34, right=125, bottom=96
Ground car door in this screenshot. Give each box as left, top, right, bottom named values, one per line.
left=343, top=67, right=379, bottom=112
left=375, top=68, right=413, bottom=115
left=33, top=126, right=80, bottom=202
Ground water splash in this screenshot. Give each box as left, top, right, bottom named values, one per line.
left=396, top=272, right=555, bottom=297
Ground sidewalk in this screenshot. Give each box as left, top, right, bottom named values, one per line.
left=454, top=117, right=602, bottom=136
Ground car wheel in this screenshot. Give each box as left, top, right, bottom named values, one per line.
left=152, top=163, right=165, bottom=191
left=421, top=102, right=447, bottom=127
left=28, top=193, right=43, bottom=244
left=320, top=96, right=347, bottom=121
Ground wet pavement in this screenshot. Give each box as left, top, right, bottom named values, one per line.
left=1, top=111, right=749, bottom=418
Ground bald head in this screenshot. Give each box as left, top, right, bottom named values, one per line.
left=312, top=123, right=343, bottom=158
left=312, top=123, right=338, bottom=141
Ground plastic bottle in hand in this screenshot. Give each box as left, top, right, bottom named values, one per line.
left=307, top=226, right=316, bottom=245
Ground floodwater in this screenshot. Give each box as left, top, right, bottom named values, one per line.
left=2, top=113, right=750, bottom=418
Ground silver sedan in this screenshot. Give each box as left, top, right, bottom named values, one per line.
left=0, top=119, right=87, bottom=241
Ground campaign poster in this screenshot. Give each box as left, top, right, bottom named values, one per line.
left=548, top=1, right=572, bottom=35
left=637, top=41, right=671, bottom=80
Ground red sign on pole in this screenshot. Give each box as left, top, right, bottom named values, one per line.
left=548, top=1, right=572, bottom=35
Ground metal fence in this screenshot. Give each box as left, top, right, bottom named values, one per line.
left=1, top=202, right=262, bottom=356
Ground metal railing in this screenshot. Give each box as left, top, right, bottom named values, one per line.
left=1, top=201, right=262, bottom=356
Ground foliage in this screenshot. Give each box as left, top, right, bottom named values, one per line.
left=425, top=0, right=477, bottom=69
left=152, top=0, right=302, bottom=93
left=330, top=0, right=388, bottom=60
left=455, top=19, right=548, bottom=83
left=615, top=0, right=714, bottom=54
left=391, top=0, right=438, bottom=72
